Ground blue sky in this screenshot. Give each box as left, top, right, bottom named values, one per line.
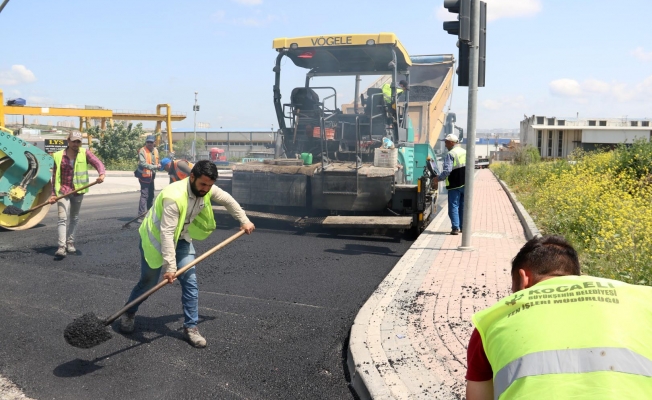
left=2, top=0, right=651, bottom=131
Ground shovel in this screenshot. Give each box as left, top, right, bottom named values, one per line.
left=121, top=210, right=149, bottom=229
left=2, top=181, right=99, bottom=216
left=64, top=230, right=246, bottom=349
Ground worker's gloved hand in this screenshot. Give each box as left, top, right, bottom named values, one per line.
left=48, top=195, right=57, bottom=204
left=96, top=174, right=105, bottom=184
left=240, top=222, right=255, bottom=234
left=163, top=272, right=176, bottom=284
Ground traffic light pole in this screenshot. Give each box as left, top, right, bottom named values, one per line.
left=459, top=0, right=480, bottom=250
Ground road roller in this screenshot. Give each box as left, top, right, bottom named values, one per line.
left=0, top=126, right=54, bottom=230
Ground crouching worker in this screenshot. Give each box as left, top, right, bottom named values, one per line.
left=120, top=160, right=255, bottom=348
left=466, top=235, right=652, bottom=400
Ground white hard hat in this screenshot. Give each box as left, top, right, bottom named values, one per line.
left=444, top=133, right=459, bottom=143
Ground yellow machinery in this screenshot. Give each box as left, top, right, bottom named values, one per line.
left=0, top=89, right=187, bottom=230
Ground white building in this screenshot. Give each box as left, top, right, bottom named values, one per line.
left=520, top=116, right=651, bottom=159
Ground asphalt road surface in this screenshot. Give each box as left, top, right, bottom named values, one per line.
left=0, top=192, right=428, bottom=400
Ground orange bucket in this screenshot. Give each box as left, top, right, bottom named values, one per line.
left=312, top=127, right=335, bottom=140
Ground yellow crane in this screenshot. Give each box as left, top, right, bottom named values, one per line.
left=0, top=89, right=186, bottom=230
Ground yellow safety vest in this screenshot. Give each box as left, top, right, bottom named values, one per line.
left=473, top=275, right=652, bottom=399
left=445, top=146, right=466, bottom=189
left=382, top=83, right=404, bottom=104
left=52, top=149, right=90, bottom=195
left=139, top=179, right=216, bottom=269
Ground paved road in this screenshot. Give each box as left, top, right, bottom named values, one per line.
left=0, top=192, right=416, bottom=400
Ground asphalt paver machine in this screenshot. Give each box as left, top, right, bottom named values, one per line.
left=229, top=33, right=455, bottom=235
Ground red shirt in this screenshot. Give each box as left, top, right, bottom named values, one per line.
left=51, top=149, right=105, bottom=196
left=466, top=328, right=493, bottom=381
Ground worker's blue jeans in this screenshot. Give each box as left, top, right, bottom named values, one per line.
left=448, top=186, right=465, bottom=231
left=125, top=239, right=199, bottom=328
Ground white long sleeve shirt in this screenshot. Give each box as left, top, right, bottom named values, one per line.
left=159, top=180, right=250, bottom=274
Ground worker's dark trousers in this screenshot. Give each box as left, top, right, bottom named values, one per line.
left=138, top=177, right=155, bottom=216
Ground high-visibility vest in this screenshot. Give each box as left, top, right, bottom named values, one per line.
left=169, top=160, right=193, bottom=183
left=138, top=147, right=159, bottom=179
left=473, top=275, right=652, bottom=400
left=52, top=149, right=90, bottom=195
left=382, top=83, right=404, bottom=104
left=445, top=146, right=466, bottom=190
left=139, top=179, right=216, bottom=269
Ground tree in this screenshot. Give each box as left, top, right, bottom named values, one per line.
left=172, top=137, right=205, bottom=160
left=89, top=122, right=145, bottom=163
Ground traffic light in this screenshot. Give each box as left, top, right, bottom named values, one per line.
left=443, top=0, right=471, bottom=86
left=443, top=0, right=486, bottom=88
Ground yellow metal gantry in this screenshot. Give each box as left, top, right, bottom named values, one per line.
left=0, top=89, right=186, bottom=152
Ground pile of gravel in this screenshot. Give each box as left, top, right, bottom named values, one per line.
left=64, top=312, right=112, bottom=349
left=407, top=86, right=437, bottom=102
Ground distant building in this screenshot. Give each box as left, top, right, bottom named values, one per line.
left=520, top=115, right=651, bottom=159
left=170, top=130, right=275, bottom=159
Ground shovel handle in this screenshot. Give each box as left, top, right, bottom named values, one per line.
left=104, top=230, right=246, bottom=325
left=25, top=181, right=99, bottom=215
left=122, top=210, right=149, bottom=228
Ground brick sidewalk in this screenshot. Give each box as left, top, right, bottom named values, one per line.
left=348, top=169, right=529, bottom=399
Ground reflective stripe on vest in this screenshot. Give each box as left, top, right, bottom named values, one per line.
left=138, top=179, right=216, bottom=269
left=493, top=347, right=652, bottom=400
left=473, top=275, right=652, bottom=400
left=139, top=147, right=159, bottom=179
left=52, top=149, right=90, bottom=195
left=445, top=146, right=466, bottom=189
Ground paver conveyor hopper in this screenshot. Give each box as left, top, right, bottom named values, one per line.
left=0, top=126, right=54, bottom=230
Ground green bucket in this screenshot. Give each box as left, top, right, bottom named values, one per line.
left=301, top=153, right=312, bottom=165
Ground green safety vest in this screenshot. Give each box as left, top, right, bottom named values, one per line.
left=473, top=275, right=652, bottom=399
left=382, top=83, right=404, bottom=104
left=445, top=146, right=466, bottom=189
left=52, top=149, right=90, bottom=195
left=139, top=179, right=216, bottom=269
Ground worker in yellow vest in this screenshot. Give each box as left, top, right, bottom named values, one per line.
left=136, top=135, right=160, bottom=222
left=49, top=131, right=105, bottom=257
left=433, top=133, right=466, bottom=235
left=466, top=235, right=652, bottom=400
left=120, top=160, right=255, bottom=348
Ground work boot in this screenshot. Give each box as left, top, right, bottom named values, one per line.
left=450, top=228, right=460, bottom=235
left=183, top=327, right=207, bottom=348
left=137, top=218, right=143, bottom=224
left=66, top=241, right=76, bottom=254
left=120, top=313, right=136, bottom=333
left=55, top=246, right=67, bottom=257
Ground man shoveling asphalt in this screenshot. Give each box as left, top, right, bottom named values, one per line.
left=120, top=160, right=255, bottom=348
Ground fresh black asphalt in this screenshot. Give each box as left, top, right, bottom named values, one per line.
left=0, top=191, right=437, bottom=400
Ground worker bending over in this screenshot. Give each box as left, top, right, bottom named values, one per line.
left=160, top=158, right=193, bottom=184
left=466, top=235, right=652, bottom=400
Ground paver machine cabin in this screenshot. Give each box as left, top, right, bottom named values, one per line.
left=230, top=33, right=453, bottom=234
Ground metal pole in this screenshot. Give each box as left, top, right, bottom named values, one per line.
left=193, top=91, right=198, bottom=161
left=460, top=0, right=480, bottom=250
left=0, top=0, right=11, bottom=14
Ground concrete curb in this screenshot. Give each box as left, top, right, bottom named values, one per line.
left=347, top=208, right=450, bottom=400
left=491, top=170, right=541, bottom=240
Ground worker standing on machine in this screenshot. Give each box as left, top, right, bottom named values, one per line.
left=135, top=135, right=160, bottom=223
left=382, top=79, right=409, bottom=127
left=49, top=131, right=105, bottom=257
left=160, top=158, right=194, bottom=184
